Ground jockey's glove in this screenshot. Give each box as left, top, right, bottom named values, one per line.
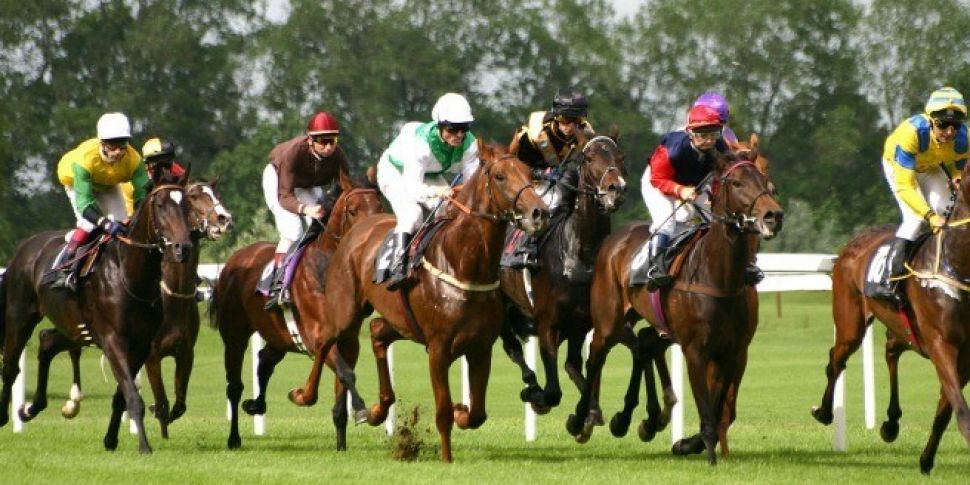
left=99, top=218, right=127, bottom=237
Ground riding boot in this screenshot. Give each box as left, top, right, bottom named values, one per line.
left=386, top=232, right=413, bottom=290
left=517, top=234, right=540, bottom=270
left=264, top=253, right=287, bottom=310
left=745, top=262, right=765, bottom=285
left=645, top=233, right=674, bottom=291
left=49, top=229, right=89, bottom=291
left=870, top=237, right=910, bottom=301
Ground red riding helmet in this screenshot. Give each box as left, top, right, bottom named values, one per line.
left=686, top=105, right=723, bottom=131
left=306, top=112, right=340, bottom=136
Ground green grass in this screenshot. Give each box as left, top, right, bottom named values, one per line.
left=1, top=291, right=968, bottom=483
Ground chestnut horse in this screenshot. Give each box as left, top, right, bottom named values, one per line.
left=210, top=178, right=383, bottom=450
left=812, top=162, right=970, bottom=474
left=27, top=180, right=232, bottom=440
left=567, top=153, right=783, bottom=465
left=287, top=141, right=549, bottom=462
left=0, top=184, right=194, bottom=453
left=610, top=135, right=773, bottom=442
left=499, top=130, right=626, bottom=415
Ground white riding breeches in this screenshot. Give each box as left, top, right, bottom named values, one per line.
left=65, top=185, right=128, bottom=232
left=262, top=164, right=324, bottom=254
left=881, top=159, right=952, bottom=241
left=641, top=165, right=710, bottom=237
left=377, top=157, right=450, bottom=234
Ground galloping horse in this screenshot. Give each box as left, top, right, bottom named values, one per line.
left=567, top=152, right=783, bottom=465
left=29, top=180, right=232, bottom=441
left=499, top=130, right=626, bottom=415
left=287, top=141, right=549, bottom=462
left=210, top=176, right=383, bottom=450
left=611, top=134, right=773, bottom=442
left=812, top=161, right=970, bottom=474
left=0, top=184, right=194, bottom=453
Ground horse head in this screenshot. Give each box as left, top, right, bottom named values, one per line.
left=470, top=140, right=549, bottom=234
left=129, top=183, right=194, bottom=263
left=709, top=151, right=784, bottom=239
left=731, top=133, right=777, bottom=195
left=186, top=181, right=233, bottom=240
left=326, top=181, right=383, bottom=238
left=572, top=128, right=627, bottom=213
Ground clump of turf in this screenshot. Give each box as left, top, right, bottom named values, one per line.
left=390, top=405, right=426, bottom=462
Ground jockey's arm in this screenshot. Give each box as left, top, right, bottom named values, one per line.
left=129, top=162, right=149, bottom=208
left=72, top=163, right=105, bottom=225
left=275, top=161, right=304, bottom=214
left=401, top=153, right=434, bottom=202
left=647, top=145, right=684, bottom=198
left=459, top=141, right=480, bottom=183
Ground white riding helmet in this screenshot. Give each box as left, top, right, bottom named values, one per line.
left=97, top=112, right=132, bottom=140
left=431, top=93, right=474, bottom=124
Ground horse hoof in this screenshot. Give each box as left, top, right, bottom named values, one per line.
left=609, top=413, right=631, bottom=437
left=61, top=400, right=80, bottom=419
left=139, top=445, right=153, bottom=455
left=565, top=414, right=584, bottom=436
left=18, top=402, right=36, bottom=423
left=530, top=402, right=552, bottom=415
left=672, top=436, right=706, bottom=455
left=637, top=420, right=657, bottom=442
left=287, top=388, right=316, bottom=407
left=453, top=403, right=471, bottom=428
left=354, top=409, right=369, bottom=425
left=589, top=408, right=605, bottom=426
left=811, top=405, right=833, bottom=425
left=104, top=436, right=119, bottom=451
left=575, top=430, right=592, bottom=444
left=920, top=455, right=934, bottom=475
left=366, top=404, right=387, bottom=426
left=242, top=399, right=266, bottom=416
left=228, top=436, right=241, bottom=449
left=170, top=402, right=186, bottom=422
left=880, top=421, right=900, bottom=443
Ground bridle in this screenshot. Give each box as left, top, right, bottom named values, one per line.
left=186, top=182, right=229, bottom=240
left=320, top=187, right=379, bottom=243
left=116, top=183, right=188, bottom=254
left=557, top=136, right=622, bottom=208
left=445, top=154, right=535, bottom=224
left=706, top=160, right=773, bottom=233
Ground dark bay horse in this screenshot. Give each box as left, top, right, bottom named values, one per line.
left=811, top=162, right=970, bottom=474
left=0, top=184, right=194, bottom=453
left=31, top=180, right=232, bottom=440
left=287, top=141, right=549, bottom=462
left=210, top=178, right=383, bottom=450
left=567, top=154, right=783, bottom=464
left=499, top=130, right=626, bottom=415
left=611, top=134, right=773, bottom=442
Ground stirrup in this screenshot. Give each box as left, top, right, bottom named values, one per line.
left=644, top=269, right=673, bottom=292
left=386, top=269, right=409, bottom=290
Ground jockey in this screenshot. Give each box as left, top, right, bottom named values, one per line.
left=376, top=92, right=480, bottom=289
left=692, top=91, right=739, bottom=146
left=506, top=89, right=595, bottom=268
left=50, top=112, right=148, bottom=290
left=637, top=105, right=732, bottom=290
left=123, top=137, right=187, bottom=214
left=869, top=87, right=968, bottom=300
left=260, top=111, right=355, bottom=307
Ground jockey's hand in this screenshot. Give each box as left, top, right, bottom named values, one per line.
left=951, top=177, right=962, bottom=191
left=678, top=186, right=697, bottom=202
left=431, top=186, right=454, bottom=199
left=99, top=218, right=127, bottom=237
left=928, top=213, right=946, bottom=232
left=302, top=204, right=325, bottom=220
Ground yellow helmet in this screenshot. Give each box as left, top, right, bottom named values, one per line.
left=141, top=137, right=176, bottom=161
left=924, top=87, right=967, bottom=120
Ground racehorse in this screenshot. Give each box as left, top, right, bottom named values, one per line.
left=567, top=151, right=783, bottom=465
left=610, top=134, right=774, bottom=443
left=30, top=180, right=232, bottom=441
left=811, top=161, right=970, bottom=474
left=0, top=183, right=194, bottom=453
left=498, top=129, right=626, bottom=416
left=210, top=175, right=383, bottom=450
left=286, top=141, right=549, bottom=462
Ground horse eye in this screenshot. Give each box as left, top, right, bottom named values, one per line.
left=495, top=172, right=507, bottom=182
left=731, top=179, right=743, bottom=188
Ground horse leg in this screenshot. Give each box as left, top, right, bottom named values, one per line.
left=716, top=352, right=746, bottom=458
left=365, top=317, right=402, bottom=426
left=919, top=394, right=954, bottom=474
left=919, top=344, right=970, bottom=474
left=454, top=345, right=491, bottom=430
left=566, top=327, right=614, bottom=442
left=812, top=304, right=870, bottom=425
left=328, top=340, right=368, bottom=424
left=288, top=336, right=339, bottom=407
left=104, top=385, right=126, bottom=451
left=20, top=328, right=73, bottom=422
left=427, top=343, right=456, bottom=462
left=651, top=336, right=677, bottom=429
left=499, top=317, right=543, bottom=411
left=170, top=315, right=200, bottom=423
left=536, top=327, right=564, bottom=411
left=242, top=346, right=285, bottom=416
left=222, top=332, right=248, bottom=449
left=0, top=308, right=42, bottom=427
left=143, top=342, right=170, bottom=438
left=62, top=347, right=84, bottom=419
left=100, top=335, right=151, bottom=454
left=609, top=325, right=642, bottom=438
left=672, top=346, right=718, bottom=465
left=641, top=327, right=675, bottom=439
left=880, top=331, right=906, bottom=442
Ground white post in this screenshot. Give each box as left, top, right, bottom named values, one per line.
left=384, top=343, right=395, bottom=435
left=833, top=368, right=846, bottom=451
left=582, top=331, right=592, bottom=361
left=461, top=356, right=470, bottom=405
left=251, top=334, right=265, bottom=436
left=862, top=325, right=876, bottom=429
left=670, top=343, right=684, bottom=444
left=12, top=351, right=25, bottom=433
left=525, top=336, right=538, bottom=442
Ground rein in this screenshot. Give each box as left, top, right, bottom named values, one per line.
left=443, top=156, right=534, bottom=224
left=556, top=136, right=621, bottom=201
left=707, top=160, right=772, bottom=233
left=116, top=183, right=188, bottom=252
left=896, top=211, right=970, bottom=293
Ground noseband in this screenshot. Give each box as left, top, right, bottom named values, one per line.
left=709, top=160, right=773, bottom=233
left=117, top=183, right=188, bottom=253
left=479, top=155, right=534, bottom=223
left=557, top=136, right=622, bottom=205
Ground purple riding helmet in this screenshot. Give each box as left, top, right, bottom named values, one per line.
left=692, top=91, right=737, bottom=144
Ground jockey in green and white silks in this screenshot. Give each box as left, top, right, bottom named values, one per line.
left=376, top=93, right=480, bottom=289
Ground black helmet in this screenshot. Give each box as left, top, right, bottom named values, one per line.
left=552, top=90, right=588, bottom=118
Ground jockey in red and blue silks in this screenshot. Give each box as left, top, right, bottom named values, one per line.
left=869, top=87, right=969, bottom=300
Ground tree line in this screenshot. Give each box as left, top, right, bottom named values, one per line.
left=3, top=0, right=970, bottom=261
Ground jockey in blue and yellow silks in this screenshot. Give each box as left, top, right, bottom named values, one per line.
left=870, top=87, right=968, bottom=300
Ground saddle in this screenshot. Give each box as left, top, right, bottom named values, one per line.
left=256, top=220, right=324, bottom=297
left=372, top=217, right=449, bottom=286
left=862, top=232, right=930, bottom=303
left=40, top=233, right=109, bottom=289
left=628, top=225, right=707, bottom=286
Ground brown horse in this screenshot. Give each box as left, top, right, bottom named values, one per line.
left=287, top=141, right=549, bottom=462
left=210, top=178, right=383, bottom=450
left=567, top=153, right=783, bottom=465
left=30, top=180, right=232, bottom=440
left=610, top=134, right=773, bottom=442
left=0, top=184, right=194, bottom=453
left=812, top=162, right=970, bottom=474
left=498, top=131, right=626, bottom=415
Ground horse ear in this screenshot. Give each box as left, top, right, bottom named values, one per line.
left=209, top=175, right=219, bottom=190
left=609, top=125, right=620, bottom=142
left=477, top=138, right=494, bottom=162
left=749, top=133, right=760, bottom=150
left=365, top=165, right=377, bottom=185
left=181, top=162, right=192, bottom=186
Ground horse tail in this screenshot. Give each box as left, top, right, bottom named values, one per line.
left=205, top=279, right=219, bottom=330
